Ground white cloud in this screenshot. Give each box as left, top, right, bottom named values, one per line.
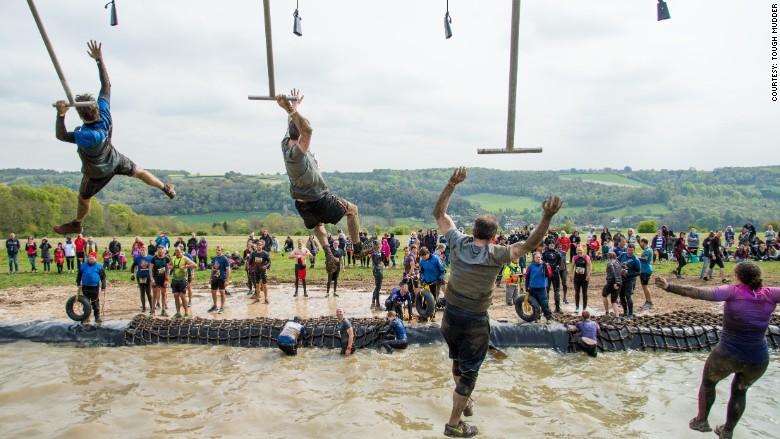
left=1, top=0, right=777, bottom=175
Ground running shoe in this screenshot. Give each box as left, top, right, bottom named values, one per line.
left=444, top=421, right=479, bottom=438
left=172, top=313, right=181, bottom=319
left=207, top=305, right=217, bottom=312
left=53, top=220, right=82, bottom=235
left=714, top=425, right=732, bottom=439
left=463, top=398, right=475, bottom=417
left=641, top=302, right=654, bottom=310
left=163, top=183, right=176, bottom=199
left=264, top=299, right=269, bottom=304
left=161, top=310, right=168, bottom=317
left=354, top=239, right=380, bottom=259
left=218, top=308, right=224, bottom=314
left=183, top=314, right=189, bottom=319
left=188, top=301, right=192, bottom=307
left=149, top=310, right=154, bottom=316
left=689, top=417, right=712, bottom=432
left=303, top=292, right=308, bottom=297
left=333, top=292, right=339, bottom=297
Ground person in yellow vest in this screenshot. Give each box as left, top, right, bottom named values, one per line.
left=503, top=258, right=523, bottom=305
left=84, top=236, right=99, bottom=257
left=170, top=245, right=197, bottom=319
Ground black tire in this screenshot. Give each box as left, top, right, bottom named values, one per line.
left=65, top=295, right=92, bottom=322
left=415, top=289, right=436, bottom=318
left=515, top=293, right=541, bottom=322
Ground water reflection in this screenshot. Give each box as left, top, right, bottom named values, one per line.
left=0, top=343, right=776, bottom=438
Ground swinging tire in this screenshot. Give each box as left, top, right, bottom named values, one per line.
left=415, top=290, right=436, bottom=319
left=66, top=295, right=92, bottom=322
left=515, top=294, right=541, bottom=322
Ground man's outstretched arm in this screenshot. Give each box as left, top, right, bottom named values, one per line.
left=87, top=40, right=110, bottom=100
left=434, top=167, right=466, bottom=235
left=509, top=196, right=563, bottom=260
left=276, top=89, right=313, bottom=154
left=54, top=100, right=75, bottom=143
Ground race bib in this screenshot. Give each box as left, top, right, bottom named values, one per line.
left=575, top=267, right=586, bottom=275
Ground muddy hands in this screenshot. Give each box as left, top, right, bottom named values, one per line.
left=542, top=196, right=563, bottom=216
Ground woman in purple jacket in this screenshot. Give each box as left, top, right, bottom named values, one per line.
left=656, top=262, right=780, bottom=439
left=197, top=237, right=208, bottom=269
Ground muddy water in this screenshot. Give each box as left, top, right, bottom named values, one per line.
left=0, top=343, right=777, bottom=438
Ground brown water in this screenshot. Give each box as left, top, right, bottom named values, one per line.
left=0, top=343, right=777, bottom=438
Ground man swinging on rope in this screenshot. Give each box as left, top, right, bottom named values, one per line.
left=275, top=89, right=378, bottom=274
left=54, top=40, right=175, bottom=235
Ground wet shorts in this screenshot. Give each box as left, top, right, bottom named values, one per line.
left=252, top=270, right=267, bottom=284
left=171, top=279, right=188, bottom=294
left=295, top=194, right=348, bottom=229
left=639, top=272, right=652, bottom=286
left=211, top=279, right=226, bottom=290
left=78, top=153, right=136, bottom=199
left=152, top=275, right=167, bottom=287
left=440, top=304, right=490, bottom=377
left=602, top=282, right=619, bottom=303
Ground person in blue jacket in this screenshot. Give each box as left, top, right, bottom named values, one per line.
left=53, top=41, right=175, bottom=235
left=385, top=279, right=413, bottom=321
left=76, top=251, right=106, bottom=325
left=524, top=252, right=553, bottom=323
left=380, top=311, right=408, bottom=353
left=618, top=244, right=642, bottom=321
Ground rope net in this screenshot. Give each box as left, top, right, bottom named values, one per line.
left=562, top=311, right=780, bottom=354
left=124, top=315, right=389, bottom=349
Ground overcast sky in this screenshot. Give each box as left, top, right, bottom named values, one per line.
left=1, top=0, right=776, bottom=175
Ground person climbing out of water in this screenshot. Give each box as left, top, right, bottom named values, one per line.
left=275, top=89, right=378, bottom=274
left=379, top=311, right=408, bottom=353
left=335, top=308, right=354, bottom=356
left=76, top=251, right=106, bottom=326
left=277, top=316, right=306, bottom=356
left=53, top=40, right=175, bottom=235
left=567, top=310, right=600, bottom=357
left=434, top=166, right=562, bottom=438
left=385, top=278, right=413, bottom=321
left=656, top=261, right=780, bottom=439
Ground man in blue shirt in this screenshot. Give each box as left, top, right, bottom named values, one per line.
left=618, top=244, right=641, bottom=321
left=524, top=252, right=553, bottom=322
left=385, top=280, right=413, bottom=321
left=209, top=246, right=231, bottom=314
left=76, top=251, right=106, bottom=325
left=380, top=311, right=408, bottom=353
left=155, top=233, right=171, bottom=253
left=53, top=40, right=175, bottom=235
left=419, top=246, right=447, bottom=313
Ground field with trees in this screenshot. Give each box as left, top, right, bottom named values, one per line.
left=1, top=166, right=778, bottom=237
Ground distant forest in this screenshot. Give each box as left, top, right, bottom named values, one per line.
left=1, top=166, right=779, bottom=236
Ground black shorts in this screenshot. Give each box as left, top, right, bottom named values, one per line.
left=440, top=304, right=490, bottom=377
left=78, top=153, right=136, bottom=199
left=252, top=271, right=267, bottom=284
left=171, top=279, right=188, bottom=294
left=709, top=258, right=724, bottom=269
left=295, top=194, right=348, bottom=229
left=639, top=272, right=651, bottom=286
left=211, top=278, right=226, bottom=290
left=76, top=251, right=85, bottom=260
left=152, top=275, right=167, bottom=287
left=602, top=282, right=620, bottom=303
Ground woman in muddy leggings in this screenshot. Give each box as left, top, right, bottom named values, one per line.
left=656, top=262, right=780, bottom=439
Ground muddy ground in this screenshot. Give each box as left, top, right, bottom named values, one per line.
left=2, top=269, right=767, bottom=328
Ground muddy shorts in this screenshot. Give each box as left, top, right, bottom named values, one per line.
left=152, top=275, right=167, bottom=287
left=79, top=153, right=136, bottom=199
left=602, top=282, right=619, bottom=303
left=211, top=279, right=226, bottom=290
left=441, top=304, right=490, bottom=377
left=295, top=194, right=348, bottom=229
left=252, top=270, right=268, bottom=285
left=171, top=279, right=188, bottom=294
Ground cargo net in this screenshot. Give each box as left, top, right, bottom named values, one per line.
left=562, top=311, right=780, bottom=354
left=124, top=315, right=390, bottom=348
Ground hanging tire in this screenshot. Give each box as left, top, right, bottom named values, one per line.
left=515, top=293, right=541, bottom=322
left=415, top=289, right=436, bottom=319
left=65, top=295, right=92, bottom=322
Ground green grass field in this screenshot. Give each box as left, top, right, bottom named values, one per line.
left=464, top=194, right=540, bottom=212
left=172, top=211, right=275, bottom=224
left=560, top=173, right=649, bottom=188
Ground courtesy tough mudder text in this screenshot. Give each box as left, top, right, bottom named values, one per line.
left=773, top=4, right=778, bottom=101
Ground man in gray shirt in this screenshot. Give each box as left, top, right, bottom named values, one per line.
left=276, top=90, right=378, bottom=274
left=434, top=167, right=562, bottom=438
left=335, top=307, right=354, bottom=356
